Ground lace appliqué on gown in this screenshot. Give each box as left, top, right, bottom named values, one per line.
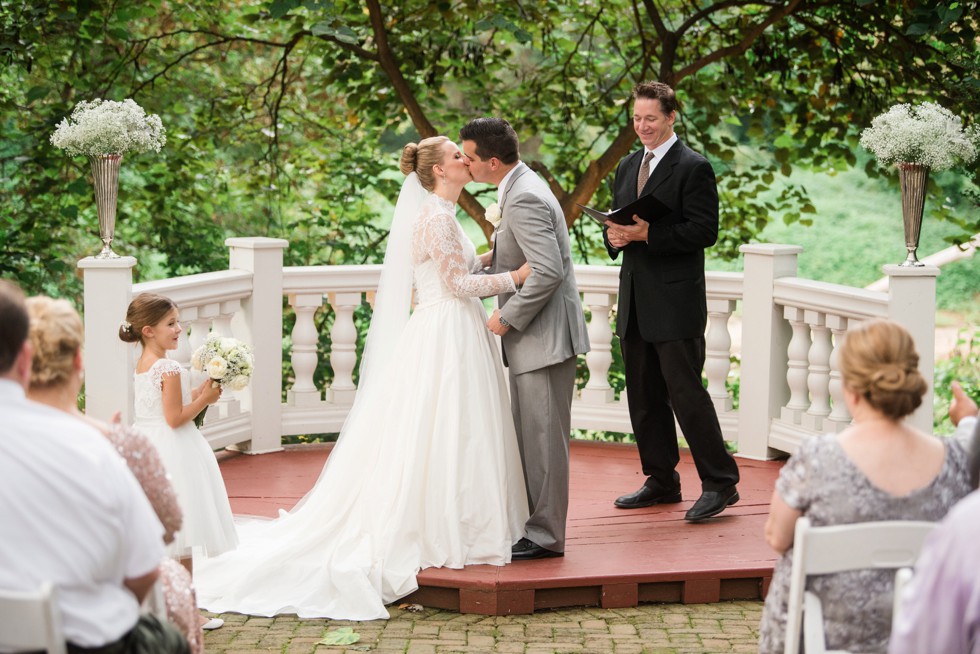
left=134, top=358, right=183, bottom=417
left=412, top=195, right=515, bottom=298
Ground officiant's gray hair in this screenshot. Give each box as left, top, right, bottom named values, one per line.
left=400, top=136, right=450, bottom=192
left=459, top=118, right=519, bottom=165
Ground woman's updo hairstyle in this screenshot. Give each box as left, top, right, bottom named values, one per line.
left=839, top=319, right=928, bottom=420
left=399, top=136, right=450, bottom=192
left=119, top=292, right=178, bottom=345
left=26, top=296, right=83, bottom=388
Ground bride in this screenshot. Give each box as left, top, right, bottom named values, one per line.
left=194, top=136, right=531, bottom=620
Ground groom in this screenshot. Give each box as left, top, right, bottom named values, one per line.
left=461, top=118, right=590, bottom=560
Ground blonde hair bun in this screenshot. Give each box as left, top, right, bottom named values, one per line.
left=840, top=319, right=927, bottom=420
left=399, top=143, right=419, bottom=176
left=26, top=296, right=83, bottom=388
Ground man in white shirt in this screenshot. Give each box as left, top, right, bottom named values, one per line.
left=0, top=280, right=177, bottom=653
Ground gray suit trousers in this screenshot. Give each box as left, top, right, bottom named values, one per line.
left=509, top=356, right=577, bottom=552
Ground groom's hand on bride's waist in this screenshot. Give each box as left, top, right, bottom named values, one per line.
left=487, top=309, right=511, bottom=336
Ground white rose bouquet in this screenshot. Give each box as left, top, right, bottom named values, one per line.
left=191, top=334, right=254, bottom=391
left=859, top=102, right=978, bottom=171
left=50, top=98, right=166, bottom=157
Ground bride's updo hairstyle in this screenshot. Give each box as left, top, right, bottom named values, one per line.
left=120, top=292, right=178, bottom=345
left=839, top=319, right=927, bottom=421
left=399, top=136, right=450, bottom=192
left=26, top=296, right=83, bottom=388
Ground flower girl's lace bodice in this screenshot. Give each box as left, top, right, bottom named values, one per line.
left=134, top=358, right=186, bottom=423
left=411, top=195, right=514, bottom=306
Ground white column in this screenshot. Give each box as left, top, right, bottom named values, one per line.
left=885, top=264, right=940, bottom=434
left=287, top=293, right=325, bottom=406
left=705, top=298, right=735, bottom=413
left=802, top=312, right=831, bottom=431
left=737, top=244, right=803, bottom=459
left=226, top=237, right=288, bottom=454
left=77, top=256, right=137, bottom=424
left=325, top=292, right=361, bottom=404
left=581, top=292, right=616, bottom=404
left=780, top=307, right=811, bottom=425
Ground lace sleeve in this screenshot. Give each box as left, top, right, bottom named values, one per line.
left=149, top=358, right=183, bottom=391
left=420, top=210, right=516, bottom=297
left=105, top=423, right=183, bottom=544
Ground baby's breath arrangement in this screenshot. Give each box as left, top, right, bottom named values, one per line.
left=860, top=102, right=977, bottom=170
left=50, top=99, right=166, bottom=157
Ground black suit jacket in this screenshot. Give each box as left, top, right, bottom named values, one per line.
left=605, top=139, right=718, bottom=343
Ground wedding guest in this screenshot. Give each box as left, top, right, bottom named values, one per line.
left=949, top=380, right=980, bottom=487
left=0, top=280, right=186, bottom=654
left=758, top=319, right=973, bottom=654
left=25, top=295, right=204, bottom=653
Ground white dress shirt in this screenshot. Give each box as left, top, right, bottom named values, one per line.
left=640, top=133, right=678, bottom=183
left=0, top=379, right=164, bottom=647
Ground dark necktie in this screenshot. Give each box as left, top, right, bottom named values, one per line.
left=636, top=150, right=655, bottom=196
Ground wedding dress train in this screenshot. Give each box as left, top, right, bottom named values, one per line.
left=195, top=191, right=529, bottom=619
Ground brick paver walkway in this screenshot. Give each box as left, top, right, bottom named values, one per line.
left=202, top=601, right=762, bottom=654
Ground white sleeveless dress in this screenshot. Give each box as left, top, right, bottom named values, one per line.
left=194, top=195, right=529, bottom=620
left=133, top=359, right=238, bottom=558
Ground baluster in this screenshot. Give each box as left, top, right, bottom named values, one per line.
left=780, top=307, right=811, bottom=425
left=581, top=293, right=615, bottom=404
left=173, top=305, right=196, bottom=368
left=325, top=292, right=361, bottom=404
left=803, top=311, right=831, bottom=431
left=214, top=299, right=244, bottom=418
left=287, top=293, right=325, bottom=406
left=705, top=298, right=736, bottom=413
left=827, top=316, right=851, bottom=430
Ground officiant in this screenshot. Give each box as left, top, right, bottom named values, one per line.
left=603, top=81, right=740, bottom=522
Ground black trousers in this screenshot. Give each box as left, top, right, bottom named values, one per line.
left=621, top=292, right=739, bottom=493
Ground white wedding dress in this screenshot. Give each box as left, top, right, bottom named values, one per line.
left=195, top=191, right=529, bottom=620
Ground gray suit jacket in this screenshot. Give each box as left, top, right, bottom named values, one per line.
left=491, top=163, right=590, bottom=375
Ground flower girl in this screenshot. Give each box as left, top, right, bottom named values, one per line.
left=119, top=293, right=238, bottom=575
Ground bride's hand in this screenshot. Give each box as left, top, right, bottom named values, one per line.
left=517, top=262, right=532, bottom=285
left=478, top=249, right=494, bottom=269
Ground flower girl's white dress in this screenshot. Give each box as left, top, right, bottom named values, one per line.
left=133, top=358, right=238, bottom=557
left=194, top=194, right=529, bottom=620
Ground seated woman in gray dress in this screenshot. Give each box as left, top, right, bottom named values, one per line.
left=758, top=318, right=973, bottom=654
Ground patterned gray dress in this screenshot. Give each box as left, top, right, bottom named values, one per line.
left=758, top=433, right=972, bottom=654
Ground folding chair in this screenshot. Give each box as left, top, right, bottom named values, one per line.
left=783, top=517, right=935, bottom=654
left=0, top=581, right=67, bottom=654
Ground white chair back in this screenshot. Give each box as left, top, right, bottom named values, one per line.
left=0, top=582, right=67, bottom=654
left=783, top=517, right=935, bottom=654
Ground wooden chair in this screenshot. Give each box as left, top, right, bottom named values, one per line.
left=0, top=581, right=66, bottom=654
left=783, top=517, right=935, bottom=654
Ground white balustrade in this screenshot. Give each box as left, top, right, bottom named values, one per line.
left=79, top=238, right=941, bottom=459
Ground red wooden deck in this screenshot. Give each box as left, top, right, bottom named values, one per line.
left=216, top=440, right=782, bottom=615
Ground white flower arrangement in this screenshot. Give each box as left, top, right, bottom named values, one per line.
left=859, top=102, right=978, bottom=171
left=50, top=98, right=166, bottom=157
left=484, top=202, right=503, bottom=228
left=191, top=334, right=254, bottom=392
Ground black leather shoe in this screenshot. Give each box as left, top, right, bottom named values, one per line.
left=511, top=537, right=563, bottom=560
left=684, top=486, right=739, bottom=522
left=614, top=484, right=682, bottom=509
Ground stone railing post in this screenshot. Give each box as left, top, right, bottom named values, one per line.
left=78, top=256, right=137, bottom=424
left=737, top=244, right=803, bottom=459
left=226, top=237, right=289, bottom=453
left=885, top=264, right=939, bottom=434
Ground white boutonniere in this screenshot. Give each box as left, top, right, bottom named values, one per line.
left=485, top=202, right=502, bottom=229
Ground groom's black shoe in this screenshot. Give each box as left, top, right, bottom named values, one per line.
left=614, top=484, right=682, bottom=509
left=511, top=537, right=563, bottom=561
left=684, top=486, right=739, bottom=522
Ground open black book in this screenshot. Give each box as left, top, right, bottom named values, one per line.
left=577, top=193, right=670, bottom=227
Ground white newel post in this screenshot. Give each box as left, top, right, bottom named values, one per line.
left=226, top=237, right=289, bottom=453
left=78, top=256, right=137, bottom=424
left=885, top=264, right=939, bottom=434
left=737, top=244, right=803, bottom=459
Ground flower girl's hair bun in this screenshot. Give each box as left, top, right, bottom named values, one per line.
left=119, top=292, right=178, bottom=345
left=399, top=143, right=419, bottom=176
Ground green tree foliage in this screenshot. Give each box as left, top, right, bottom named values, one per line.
left=1, top=0, right=977, bottom=296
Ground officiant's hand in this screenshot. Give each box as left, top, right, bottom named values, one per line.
left=605, top=216, right=649, bottom=246
left=487, top=309, right=511, bottom=336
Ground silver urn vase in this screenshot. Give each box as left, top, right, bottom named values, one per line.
left=87, top=153, right=123, bottom=259
left=896, top=162, right=929, bottom=267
